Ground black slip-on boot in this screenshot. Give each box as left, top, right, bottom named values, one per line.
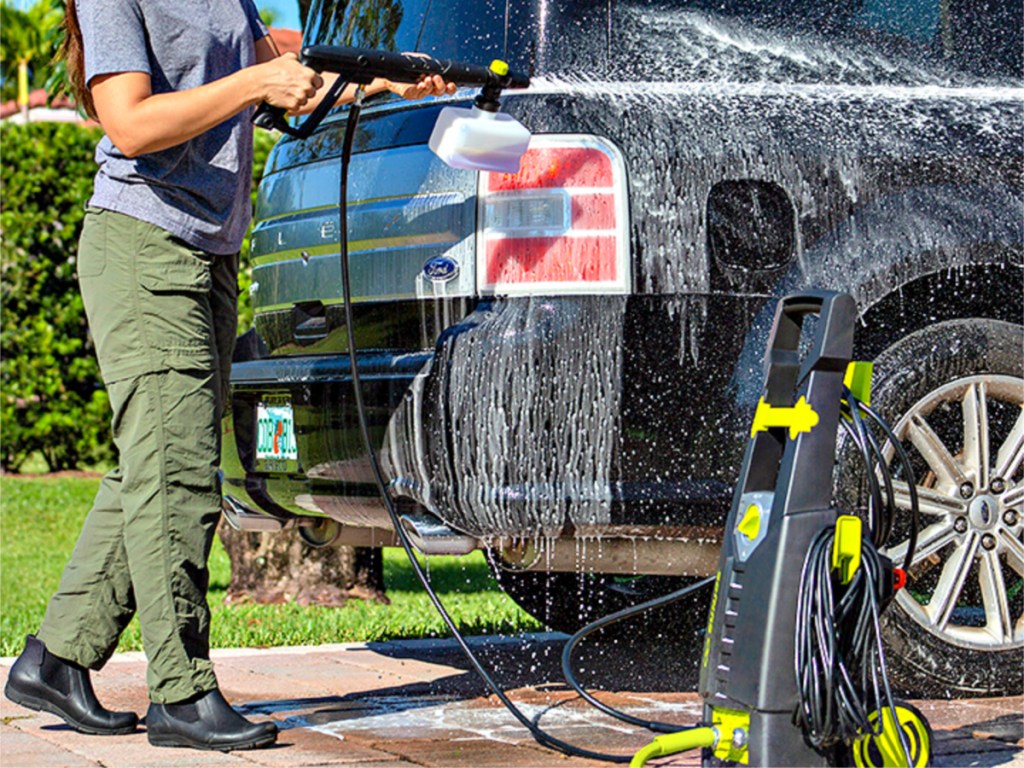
left=145, top=689, right=278, bottom=751
left=4, top=635, right=138, bottom=735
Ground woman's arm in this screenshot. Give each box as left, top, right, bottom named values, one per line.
left=90, top=52, right=321, bottom=158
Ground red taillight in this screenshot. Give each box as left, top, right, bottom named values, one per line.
left=477, top=135, right=630, bottom=295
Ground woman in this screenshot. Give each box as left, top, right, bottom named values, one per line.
left=4, top=0, right=453, bottom=752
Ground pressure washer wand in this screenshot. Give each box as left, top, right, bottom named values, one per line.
left=252, top=44, right=529, bottom=138
left=300, top=44, right=529, bottom=89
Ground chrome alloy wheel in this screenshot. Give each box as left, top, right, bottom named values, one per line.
left=884, top=375, right=1024, bottom=651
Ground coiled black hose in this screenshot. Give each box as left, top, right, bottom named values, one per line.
left=794, top=388, right=921, bottom=765
left=794, top=528, right=912, bottom=764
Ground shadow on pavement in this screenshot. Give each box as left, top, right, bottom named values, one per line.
left=365, top=624, right=708, bottom=694
left=932, top=714, right=1024, bottom=767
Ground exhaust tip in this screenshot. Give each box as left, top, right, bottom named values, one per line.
left=400, top=512, right=478, bottom=556
left=221, top=494, right=287, bottom=532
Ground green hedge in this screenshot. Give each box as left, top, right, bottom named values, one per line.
left=1, top=122, right=276, bottom=472
left=1, top=122, right=108, bottom=472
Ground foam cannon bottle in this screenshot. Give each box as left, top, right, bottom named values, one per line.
left=698, top=291, right=855, bottom=767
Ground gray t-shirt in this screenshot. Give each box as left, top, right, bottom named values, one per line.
left=80, top=0, right=268, bottom=254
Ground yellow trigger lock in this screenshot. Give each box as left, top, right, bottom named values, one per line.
left=751, top=395, right=819, bottom=440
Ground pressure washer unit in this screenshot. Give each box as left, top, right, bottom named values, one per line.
left=253, top=51, right=930, bottom=767
left=694, top=291, right=930, bottom=767
left=565, top=291, right=931, bottom=767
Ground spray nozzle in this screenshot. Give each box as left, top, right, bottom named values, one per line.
left=474, top=59, right=513, bottom=112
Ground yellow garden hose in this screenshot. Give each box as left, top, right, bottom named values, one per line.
left=630, top=726, right=718, bottom=768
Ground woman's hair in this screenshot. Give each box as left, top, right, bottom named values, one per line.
left=57, top=0, right=97, bottom=120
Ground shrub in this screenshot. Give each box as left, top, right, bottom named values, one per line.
left=1, top=122, right=277, bottom=472
left=1, top=122, right=109, bottom=472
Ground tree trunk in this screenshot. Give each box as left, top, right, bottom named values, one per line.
left=217, top=521, right=388, bottom=606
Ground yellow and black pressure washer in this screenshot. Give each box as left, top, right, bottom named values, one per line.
left=628, top=291, right=932, bottom=767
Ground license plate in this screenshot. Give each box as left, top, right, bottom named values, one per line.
left=256, top=396, right=298, bottom=472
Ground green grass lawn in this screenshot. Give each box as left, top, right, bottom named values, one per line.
left=0, top=474, right=541, bottom=657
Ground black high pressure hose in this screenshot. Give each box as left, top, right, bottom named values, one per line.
left=334, top=88, right=676, bottom=765
left=839, top=390, right=920, bottom=569
left=560, top=577, right=715, bottom=734
left=856, top=398, right=920, bottom=569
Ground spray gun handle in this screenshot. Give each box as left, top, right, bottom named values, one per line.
left=252, top=75, right=347, bottom=138
left=252, top=103, right=292, bottom=134
left=252, top=52, right=349, bottom=138
left=253, top=45, right=530, bottom=138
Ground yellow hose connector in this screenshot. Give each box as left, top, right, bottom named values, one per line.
left=630, top=727, right=718, bottom=768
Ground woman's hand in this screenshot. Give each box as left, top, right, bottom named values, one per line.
left=384, top=73, right=457, bottom=101
left=252, top=52, right=323, bottom=114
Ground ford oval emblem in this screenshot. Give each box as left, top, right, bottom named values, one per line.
left=423, top=256, right=460, bottom=283
left=979, top=499, right=992, bottom=526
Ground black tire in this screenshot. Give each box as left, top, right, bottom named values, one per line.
left=862, top=318, right=1023, bottom=697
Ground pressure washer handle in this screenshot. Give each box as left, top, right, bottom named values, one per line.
left=763, top=290, right=857, bottom=402
left=252, top=103, right=290, bottom=134
left=253, top=70, right=348, bottom=138
left=253, top=44, right=530, bottom=138
left=778, top=291, right=829, bottom=320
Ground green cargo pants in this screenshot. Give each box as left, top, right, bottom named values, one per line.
left=37, top=208, right=238, bottom=703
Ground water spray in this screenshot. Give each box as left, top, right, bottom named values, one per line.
left=252, top=47, right=930, bottom=768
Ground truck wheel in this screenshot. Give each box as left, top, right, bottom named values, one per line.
left=867, top=319, right=1023, bottom=697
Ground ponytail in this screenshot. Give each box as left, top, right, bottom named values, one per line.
left=57, top=0, right=97, bottom=121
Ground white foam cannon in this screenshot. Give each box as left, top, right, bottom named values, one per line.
left=428, top=59, right=531, bottom=174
